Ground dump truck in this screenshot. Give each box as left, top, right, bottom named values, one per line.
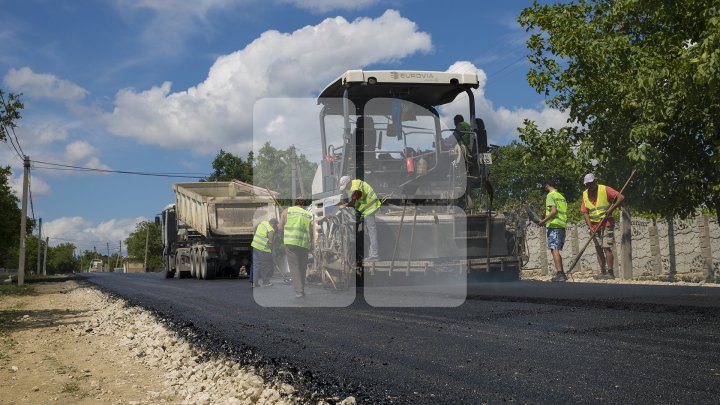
left=160, top=181, right=278, bottom=279
left=309, top=69, right=526, bottom=288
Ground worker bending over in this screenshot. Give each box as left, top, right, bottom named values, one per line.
left=250, top=218, right=278, bottom=287
left=338, top=176, right=381, bottom=261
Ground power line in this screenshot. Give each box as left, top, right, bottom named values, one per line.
left=31, top=160, right=211, bottom=178
left=2, top=138, right=24, bottom=163
left=486, top=54, right=528, bottom=79
left=49, top=236, right=120, bottom=243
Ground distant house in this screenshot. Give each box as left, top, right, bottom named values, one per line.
left=122, top=258, right=145, bottom=273
left=89, top=259, right=104, bottom=272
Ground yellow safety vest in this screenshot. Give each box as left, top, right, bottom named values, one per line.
left=251, top=220, right=274, bottom=253
left=349, top=179, right=381, bottom=217
left=283, top=206, right=312, bottom=249
left=583, top=185, right=610, bottom=223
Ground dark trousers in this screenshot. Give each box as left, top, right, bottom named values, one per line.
left=285, top=245, right=309, bottom=294
left=251, top=248, right=273, bottom=286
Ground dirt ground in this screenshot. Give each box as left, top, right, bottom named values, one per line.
left=0, top=280, right=168, bottom=405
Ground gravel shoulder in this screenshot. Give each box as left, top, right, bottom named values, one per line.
left=0, top=280, right=333, bottom=405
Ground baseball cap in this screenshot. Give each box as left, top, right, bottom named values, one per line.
left=583, top=173, right=596, bottom=184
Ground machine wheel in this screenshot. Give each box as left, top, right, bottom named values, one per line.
left=163, top=256, right=174, bottom=278
left=338, top=223, right=355, bottom=290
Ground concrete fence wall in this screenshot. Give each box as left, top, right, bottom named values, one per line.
left=523, top=213, right=720, bottom=279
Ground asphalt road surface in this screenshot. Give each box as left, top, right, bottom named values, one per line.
left=84, top=272, right=720, bottom=404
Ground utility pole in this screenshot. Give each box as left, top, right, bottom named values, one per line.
left=290, top=145, right=297, bottom=200
left=17, top=156, right=30, bottom=286
left=295, top=149, right=305, bottom=197
left=116, top=241, right=122, bottom=269
left=36, top=218, right=42, bottom=275
left=106, top=242, right=110, bottom=272
left=143, top=227, right=150, bottom=272
left=42, top=236, right=48, bottom=275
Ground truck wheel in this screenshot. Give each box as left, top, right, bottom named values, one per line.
left=199, top=249, right=208, bottom=280
left=174, top=252, right=183, bottom=278
left=193, top=248, right=202, bottom=279
left=189, top=249, right=197, bottom=278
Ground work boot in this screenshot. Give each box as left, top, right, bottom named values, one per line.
left=551, top=271, right=567, bottom=282
left=605, top=269, right=615, bottom=280
left=593, top=269, right=607, bottom=280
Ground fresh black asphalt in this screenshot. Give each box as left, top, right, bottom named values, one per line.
left=83, top=272, right=720, bottom=404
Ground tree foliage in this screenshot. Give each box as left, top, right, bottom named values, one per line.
left=518, top=0, right=720, bottom=221
left=0, top=89, right=24, bottom=143
left=490, top=141, right=585, bottom=223
left=253, top=142, right=317, bottom=200
left=0, top=166, right=22, bottom=268
left=204, top=144, right=317, bottom=199
left=47, top=243, right=79, bottom=274
left=206, top=149, right=253, bottom=182
left=124, top=221, right=162, bottom=271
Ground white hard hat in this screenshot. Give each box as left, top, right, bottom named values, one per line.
left=338, top=176, right=351, bottom=191
left=583, top=173, right=596, bottom=184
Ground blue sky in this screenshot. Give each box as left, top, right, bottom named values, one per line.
left=1, top=0, right=565, bottom=255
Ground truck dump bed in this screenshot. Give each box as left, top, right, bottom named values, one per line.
left=173, top=181, right=277, bottom=238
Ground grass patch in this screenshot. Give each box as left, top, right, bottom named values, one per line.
left=0, top=284, right=33, bottom=297
left=61, top=382, right=80, bottom=393
left=56, top=364, right=78, bottom=375
left=0, top=336, right=17, bottom=364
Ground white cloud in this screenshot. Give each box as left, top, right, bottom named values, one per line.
left=63, top=141, right=97, bottom=163
left=44, top=216, right=146, bottom=254
left=442, top=61, right=569, bottom=145
left=278, top=0, right=380, bottom=13
left=37, top=126, right=69, bottom=144
left=104, top=10, right=432, bottom=154
left=3, top=67, right=88, bottom=101
left=10, top=172, right=51, bottom=198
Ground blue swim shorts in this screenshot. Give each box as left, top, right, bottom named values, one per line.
left=547, top=228, right=566, bottom=250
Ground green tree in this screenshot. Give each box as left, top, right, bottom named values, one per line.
left=0, top=89, right=24, bottom=143
left=206, top=149, right=253, bottom=182
left=124, top=221, right=162, bottom=271
left=0, top=166, right=36, bottom=269
left=47, top=243, right=79, bottom=274
left=253, top=142, right=317, bottom=200
left=518, top=0, right=720, bottom=222
left=489, top=140, right=584, bottom=223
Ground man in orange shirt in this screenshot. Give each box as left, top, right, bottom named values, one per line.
left=580, top=173, right=624, bottom=279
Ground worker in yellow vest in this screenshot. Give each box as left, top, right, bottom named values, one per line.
left=250, top=218, right=278, bottom=287
left=537, top=178, right=568, bottom=282
left=581, top=173, right=625, bottom=279
left=338, top=176, right=381, bottom=260
left=280, top=198, right=313, bottom=298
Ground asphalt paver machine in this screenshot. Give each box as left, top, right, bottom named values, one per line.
left=309, top=70, right=526, bottom=288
